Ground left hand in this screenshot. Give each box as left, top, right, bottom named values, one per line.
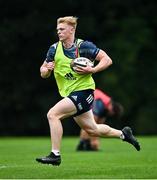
left=75, top=65, right=95, bottom=74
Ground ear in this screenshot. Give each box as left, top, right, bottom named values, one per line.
left=70, top=27, right=75, bottom=34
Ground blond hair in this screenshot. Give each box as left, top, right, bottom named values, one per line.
left=57, top=16, right=78, bottom=29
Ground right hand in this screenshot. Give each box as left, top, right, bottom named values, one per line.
left=40, top=61, right=55, bottom=78
left=40, top=66, right=49, bottom=74
left=46, top=62, right=55, bottom=71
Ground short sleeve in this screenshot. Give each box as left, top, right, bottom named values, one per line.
left=46, top=42, right=58, bottom=62
left=79, top=41, right=100, bottom=60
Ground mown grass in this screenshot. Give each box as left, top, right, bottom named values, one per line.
left=0, top=136, right=157, bottom=179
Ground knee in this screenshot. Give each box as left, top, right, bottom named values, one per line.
left=47, top=109, right=57, bottom=122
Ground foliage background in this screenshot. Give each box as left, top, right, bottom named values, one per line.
left=0, top=0, right=157, bottom=136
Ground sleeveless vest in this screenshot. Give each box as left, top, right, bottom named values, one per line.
left=54, top=39, right=95, bottom=97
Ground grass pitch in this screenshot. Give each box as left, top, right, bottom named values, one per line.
left=0, top=136, right=157, bottom=179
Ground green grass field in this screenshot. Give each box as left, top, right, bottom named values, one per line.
left=0, top=136, right=157, bottom=179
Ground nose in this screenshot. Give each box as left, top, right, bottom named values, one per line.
left=57, top=29, right=61, bottom=35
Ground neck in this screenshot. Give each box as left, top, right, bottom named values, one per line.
left=62, top=37, right=75, bottom=49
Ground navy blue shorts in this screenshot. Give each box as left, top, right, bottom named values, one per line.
left=68, top=89, right=94, bottom=116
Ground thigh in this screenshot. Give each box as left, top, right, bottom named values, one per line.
left=74, top=110, right=97, bottom=130
left=49, top=97, right=77, bottom=120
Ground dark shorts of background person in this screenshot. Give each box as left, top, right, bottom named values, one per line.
left=68, top=89, right=94, bottom=117
left=92, top=99, right=107, bottom=118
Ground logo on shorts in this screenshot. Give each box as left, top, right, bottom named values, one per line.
left=71, top=95, right=77, bottom=101
left=65, top=73, right=76, bottom=80
left=86, top=94, right=94, bottom=104
left=78, top=103, right=83, bottom=110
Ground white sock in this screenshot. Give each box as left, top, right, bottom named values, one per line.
left=120, top=132, right=125, bottom=140
left=52, top=149, right=60, bottom=156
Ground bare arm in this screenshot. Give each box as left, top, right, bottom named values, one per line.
left=40, top=60, right=55, bottom=78
left=76, top=49, right=112, bottom=74
left=92, top=49, right=112, bottom=73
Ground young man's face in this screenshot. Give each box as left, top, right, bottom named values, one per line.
left=57, top=23, right=74, bottom=41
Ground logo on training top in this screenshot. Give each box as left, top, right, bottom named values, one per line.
left=64, top=73, right=76, bottom=80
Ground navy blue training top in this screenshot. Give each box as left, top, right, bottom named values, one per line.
left=45, top=39, right=100, bottom=62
